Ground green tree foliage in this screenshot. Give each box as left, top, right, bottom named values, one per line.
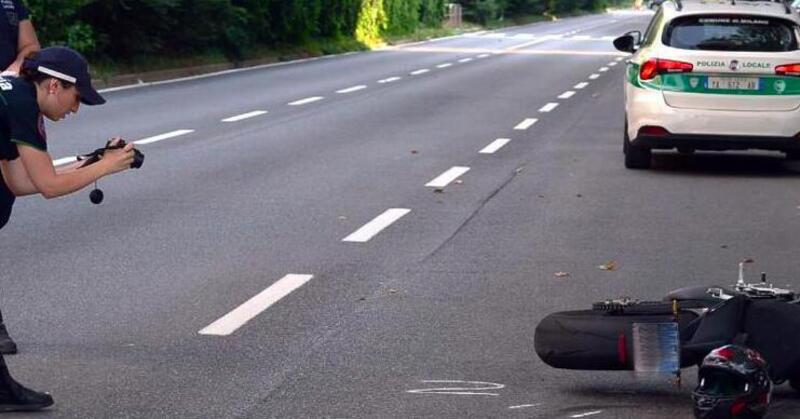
left=21, top=0, right=615, bottom=63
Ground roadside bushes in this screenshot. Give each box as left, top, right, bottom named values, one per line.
left=22, top=0, right=614, bottom=64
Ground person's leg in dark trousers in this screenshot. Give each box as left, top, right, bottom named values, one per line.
left=0, top=311, right=16, bottom=355
left=0, top=354, right=52, bottom=411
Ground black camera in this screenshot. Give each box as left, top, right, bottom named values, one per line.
left=79, top=139, right=144, bottom=169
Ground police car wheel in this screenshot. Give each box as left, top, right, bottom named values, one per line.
left=624, top=122, right=652, bottom=169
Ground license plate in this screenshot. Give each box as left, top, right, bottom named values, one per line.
left=707, top=76, right=760, bottom=91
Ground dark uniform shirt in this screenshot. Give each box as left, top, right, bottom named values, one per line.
left=0, top=0, right=29, bottom=70
left=0, top=76, right=46, bottom=229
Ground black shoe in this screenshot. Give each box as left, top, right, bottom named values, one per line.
left=0, top=324, right=16, bottom=355
left=0, top=359, right=53, bottom=412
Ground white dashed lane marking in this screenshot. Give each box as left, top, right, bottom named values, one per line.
left=589, top=73, right=600, bottom=79
left=342, top=208, right=411, bottom=243
left=480, top=138, right=510, bottom=154
left=477, top=54, right=490, bottom=58
left=134, top=129, right=195, bottom=145
left=458, top=58, right=473, bottom=63
left=558, top=91, right=576, bottom=99
left=221, top=110, right=268, bottom=122
left=198, top=274, right=313, bottom=336
left=336, top=85, right=367, bottom=94
left=378, top=76, right=402, bottom=84
left=608, top=61, right=617, bottom=66
left=410, top=69, right=430, bottom=75
left=571, top=411, right=603, bottom=418
left=574, top=82, right=589, bottom=89
left=599, top=66, right=609, bottom=72
left=288, top=96, right=324, bottom=106
left=539, top=103, right=559, bottom=113
left=437, top=63, right=453, bottom=68
left=514, top=118, right=538, bottom=130
left=426, top=166, right=470, bottom=188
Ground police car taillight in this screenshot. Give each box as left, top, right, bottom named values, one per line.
left=775, top=63, right=800, bottom=76
left=639, top=58, right=693, bottom=80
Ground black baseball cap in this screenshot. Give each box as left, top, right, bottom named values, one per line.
left=23, top=46, right=105, bottom=105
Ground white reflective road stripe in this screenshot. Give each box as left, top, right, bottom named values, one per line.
left=199, top=274, right=313, bottom=336
left=514, top=118, right=538, bottom=130
left=378, top=77, right=402, bottom=84
left=410, top=69, right=430, bottom=75
left=574, top=82, right=589, bottom=89
left=599, top=67, right=609, bottom=72
left=459, top=58, right=473, bottom=63
left=289, top=96, right=324, bottom=106
left=342, top=208, right=411, bottom=242
left=134, top=129, right=194, bottom=145
left=336, top=85, right=367, bottom=94
left=480, top=138, right=510, bottom=154
left=589, top=74, right=600, bottom=79
left=426, top=166, right=470, bottom=188
left=221, top=110, right=268, bottom=122
left=558, top=91, right=576, bottom=99
left=437, top=63, right=453, bottom=68
left=539, top=103, right=559, bottom=112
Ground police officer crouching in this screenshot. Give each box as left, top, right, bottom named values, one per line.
left=0, top=47, right=138, bottom=411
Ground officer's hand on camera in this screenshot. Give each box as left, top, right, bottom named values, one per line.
left=100, top=137, right=136, bottom=174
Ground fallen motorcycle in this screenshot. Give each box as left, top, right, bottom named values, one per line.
left=534, top=261, right=800, bottom=388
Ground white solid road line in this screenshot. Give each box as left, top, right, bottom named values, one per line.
left=437, top=63, right=453, bottom=68
left=289, top=96, right=324, bottom=106
left=514, top=118, right=538, bottom=130
left=336, top=85, right=367, bottom=94
left=574, top=82, right=589, bottom=89
left=378, top=76, right=402, bottom=84
left=539, top=103, right=559, bottom=112
left=589, top=73, right=600, bottom=79
left=558, top=91, right=576, bottom=99
left=599, top=66, right=609, bottom=72
left=134, top=129, right=195, bottom=145
left=199, top=274, right=313, bottom=336
left=426, top=166, right=470, bottom=188
left=221, top=110, right=268, bottom=122
left=480, top=138, right=510, bottom=154
left=410, top=69, right=430, bottom=75
left=342, top=208, right=411, bottom=243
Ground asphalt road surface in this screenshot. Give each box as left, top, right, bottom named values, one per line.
left=2, top=9, right=800, bottom=418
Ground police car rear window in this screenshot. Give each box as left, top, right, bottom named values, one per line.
left=663, top=15, right=799, bottom=51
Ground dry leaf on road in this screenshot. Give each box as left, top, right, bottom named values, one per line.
left=598, top=260, right=618, bottom=271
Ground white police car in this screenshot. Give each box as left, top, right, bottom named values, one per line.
left=614, top=0, right=800, bottom=169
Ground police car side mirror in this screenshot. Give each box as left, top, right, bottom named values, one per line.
left=614, top=31, right=641, bottom=53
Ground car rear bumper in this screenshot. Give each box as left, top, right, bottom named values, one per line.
left=626, top=85, right=800, bottom=151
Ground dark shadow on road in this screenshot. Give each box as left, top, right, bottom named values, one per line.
left=648, top=151, right=800, bottom=178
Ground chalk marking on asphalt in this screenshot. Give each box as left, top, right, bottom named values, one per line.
left=336, top=85, right=367, bottom=94
left=480, top=138, right=510, bottom=154
left=571, top=411, right=603, bottom=418
left=459, top=58, right=473, bottom=63
left=599, top=66, right=609, bottom=72
left=222, top=110, right=268, bottom=122
left=407, top=380, right=505, bottom=396
left=589, top=73, right=600, bottom=79
left=509, top=403, right=542, bottom=409
left=574, top=82, right=589, bottom=89
left=134, top=129, right=195, bottom=145
left=426, top=166, right=470, bottom=188
left=410, top=69, right=430, bottom=75
left=378, top=76, right=402, bottom=84
left=539, top=103, right=559, bottom=113
left=288, top=96, right=324, bottom=106
left=198, top=274, right=313, bottom=336
left=558, top=91, right=576, bottom=99
left=342, top=208, right=410, bottom=243
left=437, top=63, right=453, bottom=68
left=514, top=118, right=538, bottom=130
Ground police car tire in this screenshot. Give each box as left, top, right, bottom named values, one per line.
left=623, top=123, right=651, bottom=169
